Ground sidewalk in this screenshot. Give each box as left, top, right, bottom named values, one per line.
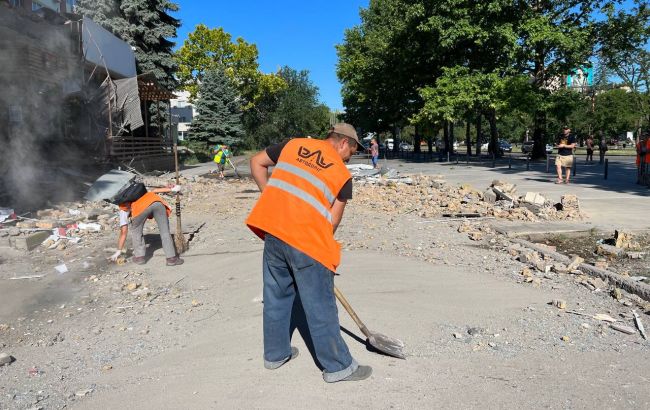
left=351, top=155, right=650, bottom=232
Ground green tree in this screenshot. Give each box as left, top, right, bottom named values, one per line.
left=175, top=24, right=285, bottom=107
left=76, top=0, right=180, bottom=91
left=244, top=67, right=331, bottom=148
left=189, top=69, right=244, bottom=150
left=598, top=2, right=650, bottom=138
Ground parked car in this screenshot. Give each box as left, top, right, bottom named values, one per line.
left=521, top=141, right=534, bottom=154
left=498, top=140, right=512, bottom=153
left=399, top=142, right=413, bottom=151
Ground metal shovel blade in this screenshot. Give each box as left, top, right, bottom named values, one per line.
left=334, top=286, right=406, bottom=360
left=368, top=332, right=406, bottom=359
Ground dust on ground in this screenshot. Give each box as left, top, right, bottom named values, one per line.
left=0, top=172, right=649, bottom=409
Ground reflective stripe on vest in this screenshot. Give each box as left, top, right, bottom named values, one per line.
left=274, top=162, right=336, bottom=205
left=267, top=178, right=333, bottom=223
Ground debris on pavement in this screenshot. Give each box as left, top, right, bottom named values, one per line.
left=0, top=352, right=15, bottom=366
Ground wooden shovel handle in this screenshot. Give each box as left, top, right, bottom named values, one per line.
left=333, top=285, right=371, bottom=339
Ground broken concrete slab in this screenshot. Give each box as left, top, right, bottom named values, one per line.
left=596, top=243, right=626, bottom=258
left=523, top=192, right=546, bottom=206
left=483, top=189, right=497, bottom=204
left=12, top=231, right=51, bottom=251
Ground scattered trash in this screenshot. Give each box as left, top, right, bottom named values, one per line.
left=593, top=313, right=617, bottom=323
left=8, top=275, right=45, bottom=280
left=632, top=310, right=647, bottom=340
left=0, top=208, right=16, bottom=223
left=75, top=389, right=93, bottom=397
left=78, top=222, right=102, bottom=232
left=54, top=264, right=68, bottom=274
left=609, top=323, right=637, bottom=335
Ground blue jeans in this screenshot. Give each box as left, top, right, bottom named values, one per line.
left=371, top=155, right=378, bottom=167
left=262, top=234, right=358, bottom=382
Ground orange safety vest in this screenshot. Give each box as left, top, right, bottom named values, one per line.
left=246, top=138, right=351, bottom=272
left=119, top=192, right=171, bottom=219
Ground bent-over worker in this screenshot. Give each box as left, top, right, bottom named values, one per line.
left=111, top=185, right=184, bottom=266
left=246, top=123, right=372, bottom=382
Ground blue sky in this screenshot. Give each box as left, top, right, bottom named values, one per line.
left=173, top=1, right=369, bottom=110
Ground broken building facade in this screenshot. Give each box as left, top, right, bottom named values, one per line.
left=1, top=1, right=175, bottom=207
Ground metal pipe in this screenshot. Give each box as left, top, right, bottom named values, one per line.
left=604, top=158, right=608, bottom=180
left=526, top=155, right=530, bottom=171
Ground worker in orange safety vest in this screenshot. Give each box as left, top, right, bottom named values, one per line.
left=246, top=123, right=372, bottom=383
left=112, top=185, right=184, bottom=266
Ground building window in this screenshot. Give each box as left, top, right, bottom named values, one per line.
left=179, top=116, right=187, bottom=123
left=32, top=1, right=43, bottom=11
left=9, top=0, right=22, bottom=8
left=66, top=0, right=75, bottom=12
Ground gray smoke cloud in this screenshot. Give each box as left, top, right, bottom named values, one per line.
left=0, top=7, right=100, bottom=210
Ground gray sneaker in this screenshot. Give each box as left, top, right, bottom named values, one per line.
left=340, top=365, right=372, bottom=382
left=264, top=346, right=299, bottom=370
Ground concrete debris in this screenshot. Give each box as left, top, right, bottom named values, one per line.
left=596, top=244, right=626, bottom=258
left=519, top=251, right=540, bottom=265
left=566, top=256, right=584, bottom=271
left=626, top=252, right=645, bottom=259
left=0, top=352, right=14, bottom=366
left=552, top=299, right=567, bottom=309
left=468, top=231, right=484, bottom=241
left=611, top=288, right=623, bottom=301
left=523, top=192, right=546, bottom=206
left=614, top=230, right=637, bottom=249
left=482, top=189, right=497, bottom=204
left=609, top=323, right=637, bottom=335
left=560, top=195, right=580, bottom=212
left=75, top=389, right=93, bottom=397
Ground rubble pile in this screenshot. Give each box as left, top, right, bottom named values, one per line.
left=0, top=202, right=117, bottom=252
left=596, top=230, right=645, bottom=260
left=506, top=242, right=649, bottom=310
left=351, top=175, right=584, bottom=222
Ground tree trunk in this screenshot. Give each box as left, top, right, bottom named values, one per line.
left=487, top=108, right=499, bottom=157
left=532, top=109, right=547, bottom=159
left=449, top=121, right=455, bottom=154
left=427, top=135, right=433, bottom=153
left=465, top=120, right=472, bottom=156
left=475, top=110, right=482, bottom=156
left=414, top=125, right=421, bottom=153
left=443, top=120, right=450, bottom=154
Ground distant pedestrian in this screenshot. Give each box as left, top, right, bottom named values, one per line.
left=585, top=135, right=594, bottom=163
left=213, top=144, right=231, bottom=178
left=555, top=126, right=576, bottom=184
left=370, top=138, right=379, bottom=169
left=598, top=138, right=608, bottom=164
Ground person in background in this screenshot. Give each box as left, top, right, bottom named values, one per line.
left=555, top=126, right=576, bottom=184
left=213, top=144, right=231, bottom=178
left=370, top=137, right=379, bottom=169
left=585, top=135, right=594, bottom=163
left=598, top=137, right=608, bottom=164
left=111, top=185, right=184, bottom=266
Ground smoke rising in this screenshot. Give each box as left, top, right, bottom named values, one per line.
left=0, top=7, right=101, bottom=210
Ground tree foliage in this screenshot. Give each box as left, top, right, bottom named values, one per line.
left=338, top=0, right=646, bottom=159
left=189, top=69, right=244, bottom=149
left=243, top=67, right=331, bottom=148
left=174, top=24, right=286, bottom=107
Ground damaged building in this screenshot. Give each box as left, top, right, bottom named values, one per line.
left=0, top=1, right=175, bottom=209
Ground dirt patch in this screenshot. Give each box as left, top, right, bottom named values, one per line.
left=537, top=232, right=650, bottom=279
